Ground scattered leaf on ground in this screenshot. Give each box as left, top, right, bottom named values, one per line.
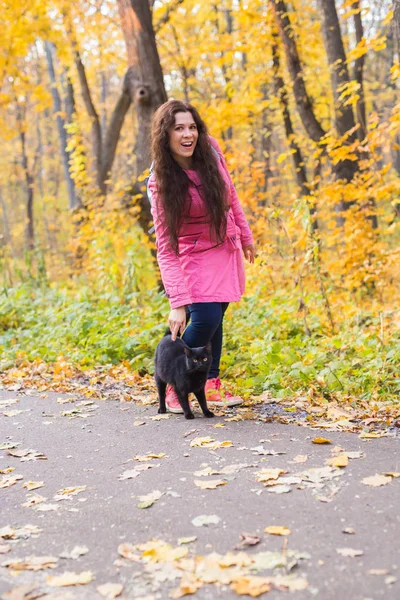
left=133, top=453, right=166, bottom=461
left=256, top=469, right=286, bottom=484
left=0, top=525, right=42, bottom=540
left=97, top=582, right=124, bottom=598
left=230, top=576, right=271, bottom=596
left=237, top=533, right=261, bottom=548
left=327, top=453, right=349, bottom=468
left=118, top=470, right=140, bottom=481
left=59, top=546, right=89, bottom=560
left=266, top=484, right=292, bottom=494
left=192, top=515, right=221, bottom=527
left=0, top=474, right=23, bottom=488
left=169, top=578, right=203, bottom=598
left=336, top=548, right=363, bottom=557
left=342, top=528, right=356, bottom=534
left=0, top=544, right=11, bottom=554
left=178, top=536, right=197, bottom=545
left=190, top=437, right=232, bottom=449
left=46, top=570, right=94, bottom=586
left=150, top=414, right=170, bottom=420
left=312, top=437, right=331, bottom=444
left=194, top=479, right=227, bottom=490
left=23, top=481, right=44, bottom=491
left=2, top=555, right=58, bottom=571
left=361, top=474, right=392, bottom=487
left=368, top=569, right=390, bottom=575
left=293, top=455, right=308, bottom=463
left=0, top=583, right=43, bottom=600
left=137, top=490, right=164, bottom=509
left=137, top=539, right=188, bottom=563
left=117, top=543, right=140, bottom=562
left=264, top=526, right=291, bottom=536
left=22, top=494, right=47, bottom=508
left=54, top=486, right=86, bottom=497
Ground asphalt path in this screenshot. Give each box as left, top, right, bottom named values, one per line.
left=1, top=390, right=399, bottom=600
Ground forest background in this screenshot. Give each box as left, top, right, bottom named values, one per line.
left=1, top=0, right=400, bottom=423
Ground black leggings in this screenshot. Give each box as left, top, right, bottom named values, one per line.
left=182, top=302, right=229, bottom=379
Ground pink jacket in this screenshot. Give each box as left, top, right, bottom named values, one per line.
left=149, top=136, right=254, bottom=309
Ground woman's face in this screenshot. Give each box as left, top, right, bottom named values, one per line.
left=168, top=111, right=199, bottom=167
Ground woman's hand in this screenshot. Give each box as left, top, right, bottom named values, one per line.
left=169, top=307, right=187, bottom=341
left=243, top=244, right=255, bottom=264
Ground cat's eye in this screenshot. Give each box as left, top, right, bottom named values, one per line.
left=193, top=359, right=198, bottom=363
left=203, top=358, right=208, bottom=362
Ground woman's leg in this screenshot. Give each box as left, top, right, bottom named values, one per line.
left=182, top=302, right=223, bottom=349
left=208, top=302, right=229, bottom=378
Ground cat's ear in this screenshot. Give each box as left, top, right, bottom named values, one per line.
left=183, top=346, right=192, bottom=357
left=205, top=342, right=212, bottom=353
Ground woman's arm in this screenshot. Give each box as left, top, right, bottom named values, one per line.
left=148, top=177, right=192, bottom=309
left=209, top=136, right=254, bottom=248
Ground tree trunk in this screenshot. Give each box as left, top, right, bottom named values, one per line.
left=45, top=41, right=81, bottom=210
left=117, top=0, right=167, bottom=240
left=394, top=0, right=400, bottom=55
left=15, top=103, right=35, bottom=251
left=271, top=31, right=318, bottom=231
left=352, top=0, right=367, bottom=142
left=317, top=0, right=359, bottom=185
left=269, top=0, right=326, bottom=143
left=64, top=10, right=132, bottom=198
left=117, top=0, right=167, bottom=178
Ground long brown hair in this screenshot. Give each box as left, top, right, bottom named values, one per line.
left=151, top=100, right=228, bottom=254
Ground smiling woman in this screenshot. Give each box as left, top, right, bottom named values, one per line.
left=169, top=112, right=199, bottom=168
left=148, top=100, right=255, bottom=414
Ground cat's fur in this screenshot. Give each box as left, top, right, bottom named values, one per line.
left=154, top=330, right=214, bottom=419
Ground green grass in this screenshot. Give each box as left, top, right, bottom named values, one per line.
left=1, top=279, right=399, bottom=403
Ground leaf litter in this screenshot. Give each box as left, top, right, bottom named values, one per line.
left=118, top=538, right=310, bottom=597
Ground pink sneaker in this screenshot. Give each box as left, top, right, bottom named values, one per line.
left=205, top=377, right=243, bottom=407
left=166, top=385, right=183, bottom=414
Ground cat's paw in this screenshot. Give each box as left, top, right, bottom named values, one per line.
left=204, top=410, right=215, bottom=418
left=185, top=412, right=195, bottom=420
left=158, top=407, right=167, bottom=414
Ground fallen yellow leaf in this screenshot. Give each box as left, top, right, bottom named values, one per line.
left=23, top=481, right=44, bottom=491
left=169, top=578, right=203, bottom=598
left=194, top=479, right=227, bottom=490
left=327, top=453, right=349, bottom=468
left=178, top=536, right=197, bottom=545
left=47, top=571, right=94, bottom=586
left=133, top=453, right=166, bottom=461
left=293, top=455, right=308, bottom=463
left=2, top=556, right=58, bottom=571
left=264, top=526, right=291, bottom=536
left=256, top=468, right=286, bottom=483
left=231, top=576, right=271, bottom=596
left=336, top=548, right=363, bottom=557
left=117, top=543, right=140, bottom=562
left=361, top=474, right=392, bottom=487
left=312, top=437, right=331, bottom=444
left=138, top=540, right=188, bottom=563
left=97, top=582, right=124, bottom=598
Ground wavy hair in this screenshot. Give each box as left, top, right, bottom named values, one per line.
left=151, top=100, right=228, bottom=254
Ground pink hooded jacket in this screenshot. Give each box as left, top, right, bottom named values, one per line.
left=148, top=136, right=254, bottom=309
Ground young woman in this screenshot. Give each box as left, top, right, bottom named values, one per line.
left=148, top=100, right=255, bottom=414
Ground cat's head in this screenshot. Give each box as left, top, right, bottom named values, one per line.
left=183, top=343, right=212, bottom=372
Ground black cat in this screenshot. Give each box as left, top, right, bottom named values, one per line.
left=154, top=331, right=215, bottom=420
